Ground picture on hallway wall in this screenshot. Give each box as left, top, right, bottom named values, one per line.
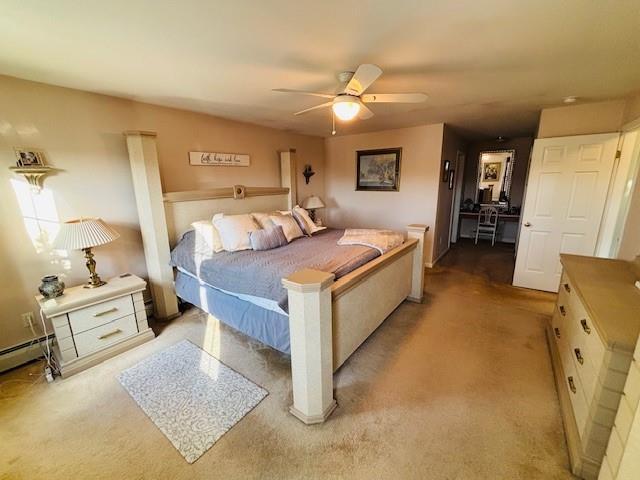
left=482, top=162, right=502, bottom=181
left=356, top=148, right=401, bottom=191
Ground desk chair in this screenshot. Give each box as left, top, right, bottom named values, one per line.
left=475, top=206, right=499, bottom=246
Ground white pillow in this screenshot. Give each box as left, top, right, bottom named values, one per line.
left=251, top=212, right=276, bottom=229
left=269, top=214, right=304, bottom=243
left=292, top=205, right=324, bottom=235
left=191, top=220, right=224, bottom=253
left=212, top=214, right=260, bottom=252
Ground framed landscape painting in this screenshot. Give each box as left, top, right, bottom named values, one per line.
left=356, top=148, right=402, bottom=191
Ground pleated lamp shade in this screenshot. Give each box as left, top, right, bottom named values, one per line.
left=302, top=195, right=325, bottom=210
left=53, top=218, right=120, bottom=251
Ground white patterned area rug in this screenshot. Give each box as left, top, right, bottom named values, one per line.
left=118, top=339, right=268, bottom=463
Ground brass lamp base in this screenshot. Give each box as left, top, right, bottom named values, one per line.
left=82, top=247, right=107, bottom=289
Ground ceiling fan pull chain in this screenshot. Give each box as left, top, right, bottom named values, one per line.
left=332, top=110, right=336, bottom=136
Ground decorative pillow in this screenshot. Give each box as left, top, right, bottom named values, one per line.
left=269, top=214, right=304, bottom=243
left=249, top=226, right=288, bottom=251
left=191, top=220, right=224, bottom=253
left=212, top=214, right=260, bottom=252
left=251, top=212, right=276, bottom=229
left=292, top=205, right=323, bottom=235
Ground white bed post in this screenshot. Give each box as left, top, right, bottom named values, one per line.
left=407, top=224, right=428, bottom=303
left=124, top=130, right=180, bottom=320
left=282, top=269, right=337, bottom=424
left=280, top=149, right=297, bottom=209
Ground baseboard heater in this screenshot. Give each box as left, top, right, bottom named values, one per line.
left=0, top=334, right=55, bottom=373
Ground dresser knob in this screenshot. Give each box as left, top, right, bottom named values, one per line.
left=559, top=305, right=566, bottom=316
left=563, top=283, right=571, bottom=293
left=554, top=327, right=561, bottom=338
left=574, top=348, right=584, bottom=365
left=568, top=376, right=577, bottom=393
left=580, top=319, right=591, bottom=334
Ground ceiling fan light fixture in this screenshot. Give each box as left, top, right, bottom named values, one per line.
left=332, top=96, right=361, bottom=121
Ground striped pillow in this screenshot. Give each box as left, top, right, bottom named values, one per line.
left=249, top=226, right=288, bottom=251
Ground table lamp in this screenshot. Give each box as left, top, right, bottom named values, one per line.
left=302, top=195, right=325, bottom=222
left=53, top=218, right=120, bottom=288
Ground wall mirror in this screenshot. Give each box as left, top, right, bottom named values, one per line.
left=475, top=149, right=516, bottom=204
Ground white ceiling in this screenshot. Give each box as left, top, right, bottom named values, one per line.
left=1, top=0, right=639, bottom=139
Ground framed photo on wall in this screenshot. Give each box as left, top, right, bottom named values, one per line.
left=356, top=148, right=401, bottom=191
left=442, top=160, right=450, bottom=182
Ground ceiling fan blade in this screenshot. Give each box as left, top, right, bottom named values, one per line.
left=361, top=93, right=428, bottom=103
left=273, top=88, right=335, bottom=99
left=343, top=64, right=382, bottom=96
left=358, top=104, right=374, bottom=120
left=294, top=101, right=333, bottom=116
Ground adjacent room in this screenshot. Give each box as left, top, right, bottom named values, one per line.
left=1, top=1, right=639, bottom=479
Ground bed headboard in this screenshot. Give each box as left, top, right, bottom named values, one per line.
left=124, top=130, right=298, bottom=320
left=164, top=186, right=290, bottom=246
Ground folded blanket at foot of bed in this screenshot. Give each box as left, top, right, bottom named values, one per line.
left=337, top=228, right=405, bottom=254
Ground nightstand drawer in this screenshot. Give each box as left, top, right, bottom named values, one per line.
left=68, top=295, right=134, bottom=334
left=74, top=315, right=138, bottom=356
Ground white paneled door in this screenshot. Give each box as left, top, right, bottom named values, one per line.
left=513, top=133, right=619, bottom=292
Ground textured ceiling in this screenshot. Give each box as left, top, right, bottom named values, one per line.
left=1, top=0, right=639, bottom=139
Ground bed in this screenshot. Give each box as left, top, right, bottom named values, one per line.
left=124, top=132, right=428, bottom=424
left=170, top=228, right=381, bottom=353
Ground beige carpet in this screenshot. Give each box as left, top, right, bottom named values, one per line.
left=0, top=241, right=576, bottom=479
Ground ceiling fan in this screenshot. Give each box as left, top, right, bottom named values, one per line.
left=273, top=64, right=428, bottom=122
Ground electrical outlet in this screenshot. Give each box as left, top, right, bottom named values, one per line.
left=21, top=312, right=34, bottom=328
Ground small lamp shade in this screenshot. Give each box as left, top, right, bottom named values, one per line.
left=302, top=196, right=325, bottom=210
left=53, top=218, right=120, bottom=251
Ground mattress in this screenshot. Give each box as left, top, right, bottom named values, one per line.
left=175, top=270, right=291, bottom=354
left=170, top=228, right=379, bottom=313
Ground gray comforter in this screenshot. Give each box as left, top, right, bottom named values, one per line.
left=170, top=228, right=379, bottom=313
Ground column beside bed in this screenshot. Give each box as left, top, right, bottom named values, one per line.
left=407, top=224, right=428, bottom=303
left=282, top=269, right=337, bottom=425
left=282, top=224, right=427, bottom=425
left=124, top=130, right=180, bottom=321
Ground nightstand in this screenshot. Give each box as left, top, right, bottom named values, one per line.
left=37, top=274, right=155, bottom=378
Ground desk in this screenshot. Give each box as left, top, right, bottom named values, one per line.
left=458, top=211, right=521, bottom=222
left=456, top=211, right=521, bottom=243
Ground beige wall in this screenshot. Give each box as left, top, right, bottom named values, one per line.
left=324, top=124, right=445, bottom=265
left=622, top=92, right=640, bottom=128
left=0, top=75, right=324, bottom=351
left=433, top=126, right=466, bottom=260
left=537, top=100, right=626, bottom=138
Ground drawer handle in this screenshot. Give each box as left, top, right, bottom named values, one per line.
left=563, top=283, right=571, bottom=293
left=568, top=376, right=577, bottom=394
left=559, top=305, right=566, bottom=316
left=574, top=348, right=584, bottom=365
left=554, top=327, right=561, bottom=338
left=98, top=328, right=122, bottom=340
left=93, top=307, right=118, bottom=317
left=580, top=319, right=591, bottom=334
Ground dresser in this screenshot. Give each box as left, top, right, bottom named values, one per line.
left=37, top=274, right=155, bottom=377
left=547, top=255, right=640, bottom=480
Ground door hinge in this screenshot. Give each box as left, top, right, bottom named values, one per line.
left=615, top=150, right=622, bottom=159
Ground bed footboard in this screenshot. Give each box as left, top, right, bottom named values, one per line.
left=282, top=224, right=427, bottom=424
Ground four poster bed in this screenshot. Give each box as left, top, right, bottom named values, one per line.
left=124, top=131, right=427, bottom=424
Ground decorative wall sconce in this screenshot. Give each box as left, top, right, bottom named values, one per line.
left=303, top=164, right=315, bottom=184
left=10, top=148, right=56, bottom=190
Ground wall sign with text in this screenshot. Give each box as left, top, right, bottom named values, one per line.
left=189, top=151, right=250, bottom=167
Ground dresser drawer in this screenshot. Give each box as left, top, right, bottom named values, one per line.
left=558, top=335, right=590, bottom=435
left=74, top=314, right=138, bottom=356
left=68, top=295, right=134, bottom=334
